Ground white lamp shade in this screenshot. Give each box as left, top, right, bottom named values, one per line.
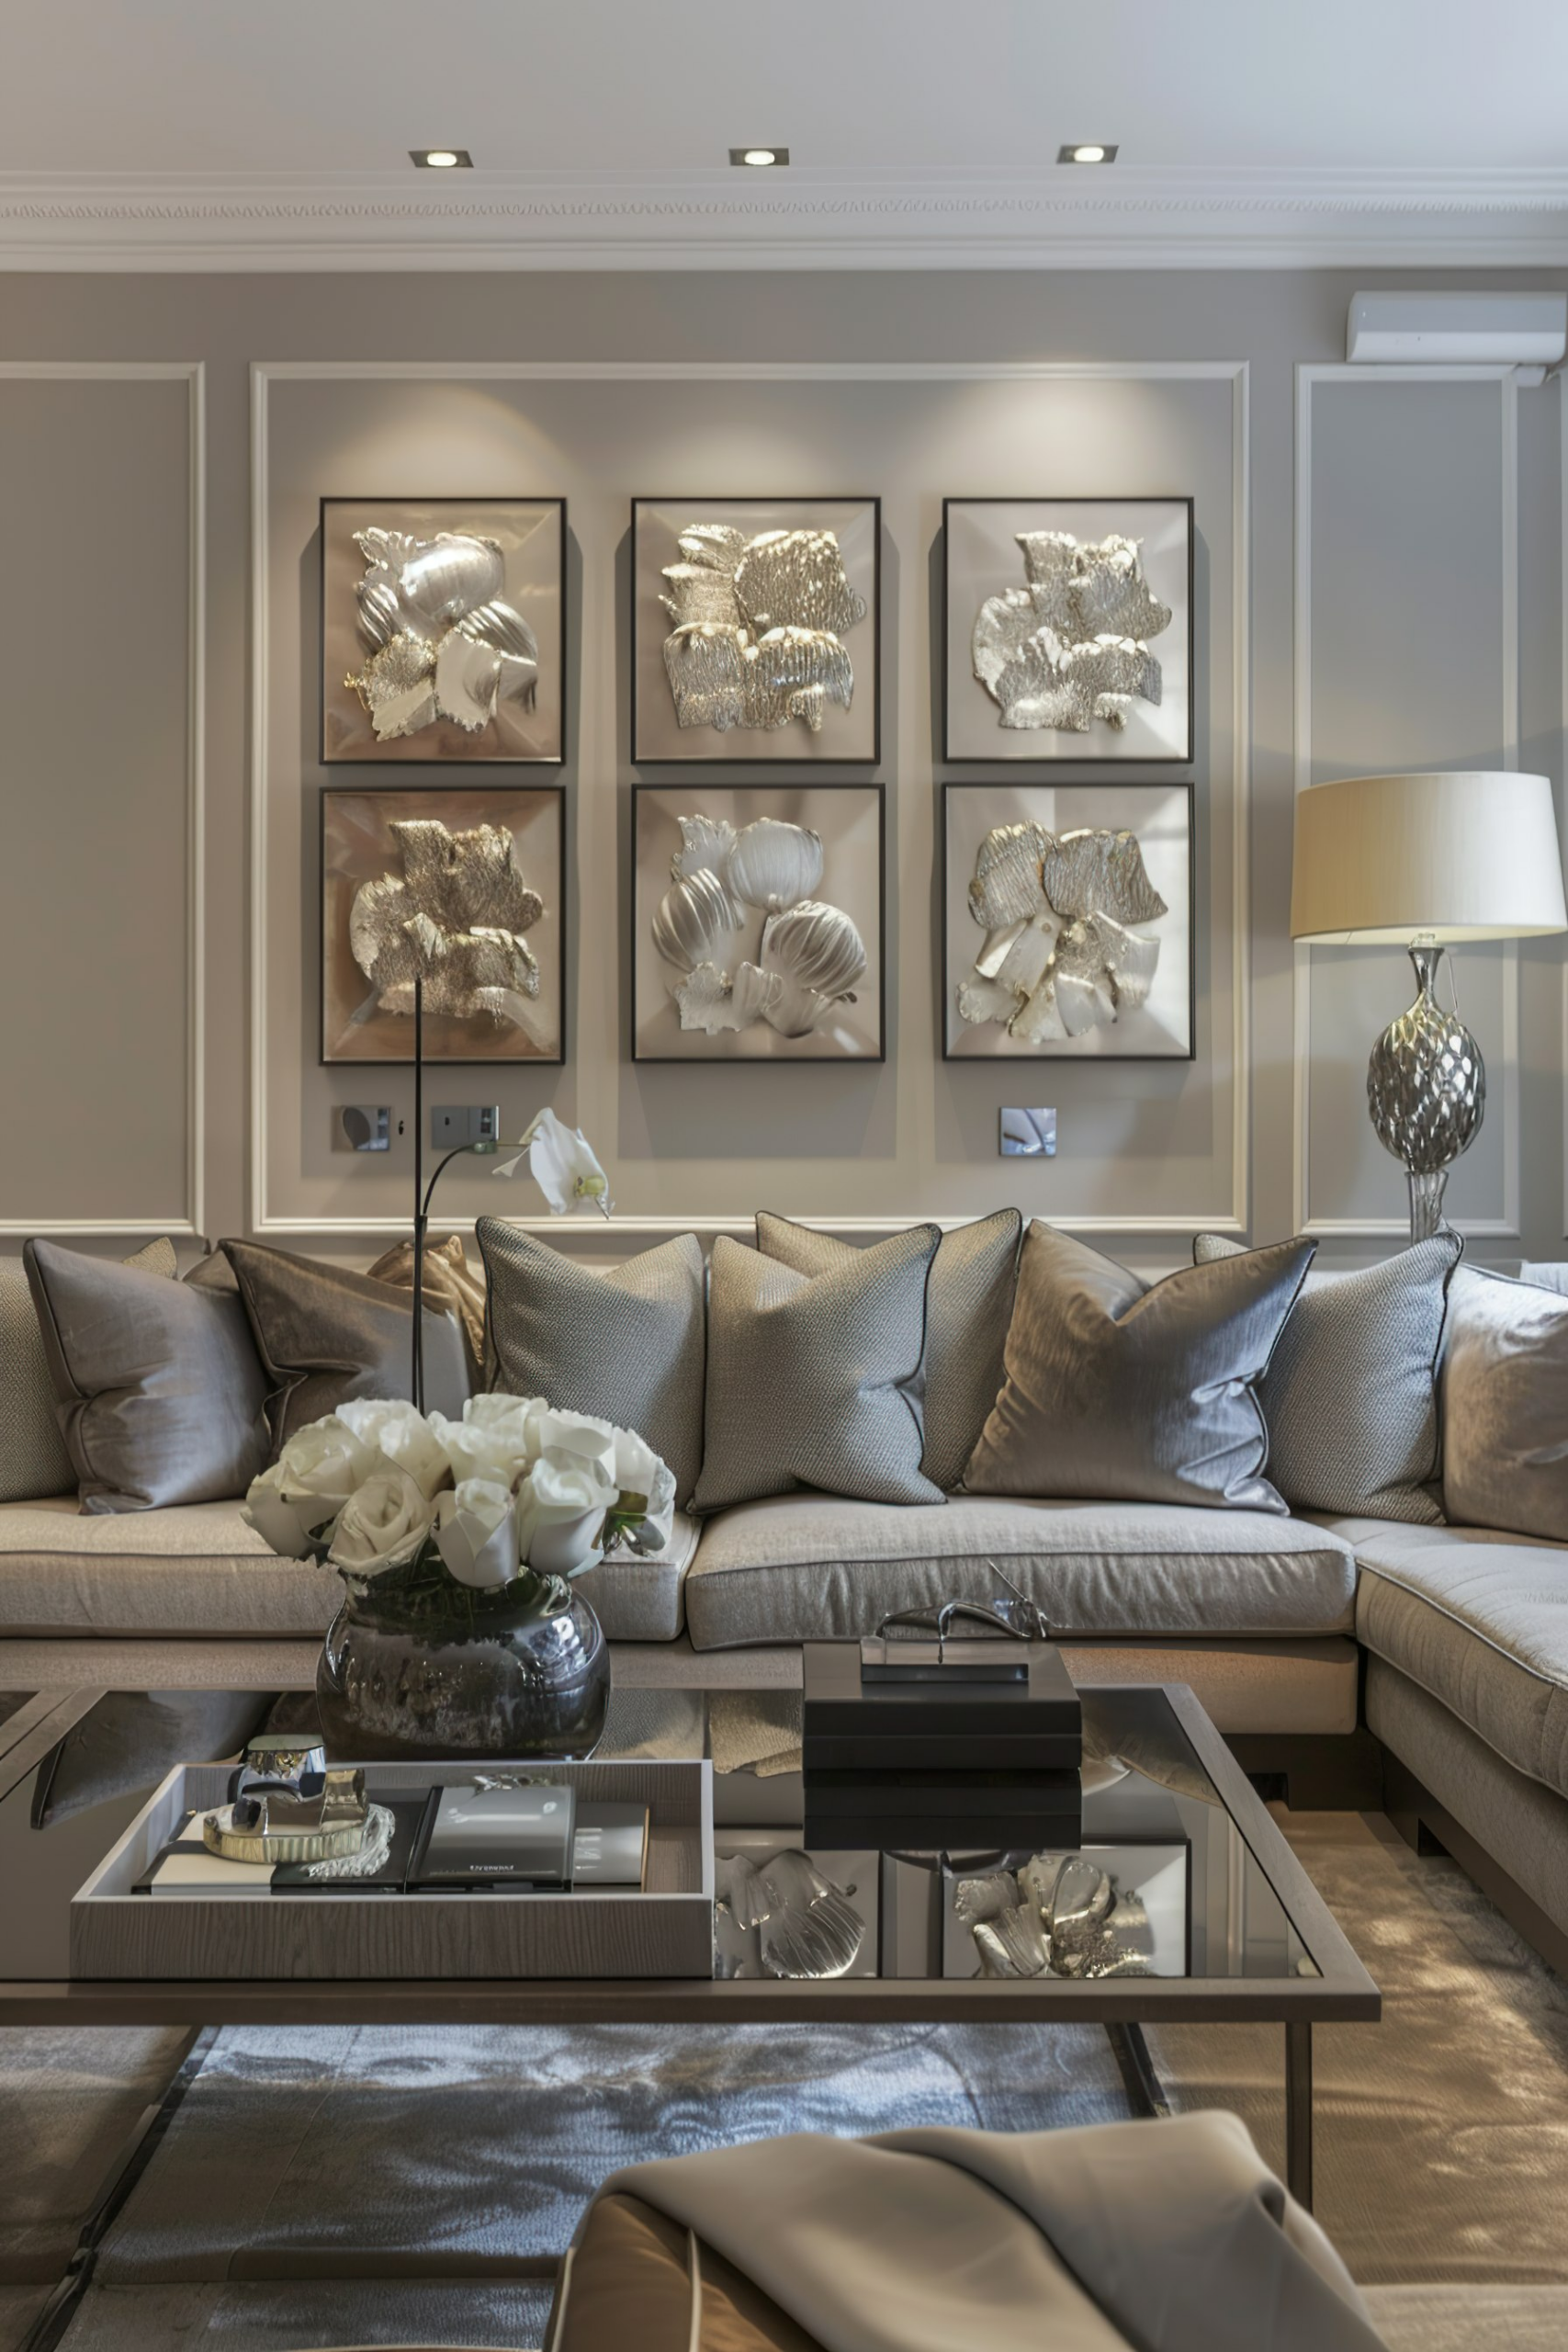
left=1291, top=771, right=1568, bottom=944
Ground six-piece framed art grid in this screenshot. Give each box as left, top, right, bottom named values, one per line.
left=309, top=490, right=1199, bottom=1084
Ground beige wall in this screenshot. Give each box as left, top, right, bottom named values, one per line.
left=1, top=267, right=1563, bottom=1270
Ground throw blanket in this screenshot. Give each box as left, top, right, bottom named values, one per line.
left=548, top=2113, right=1386, bottom=2352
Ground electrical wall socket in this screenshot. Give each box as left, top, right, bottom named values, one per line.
left=999, top=1107, right=1056, bottom=1158
left=432, top=1105, right=501, bottom=1150
left=338, top=1105, right=390, bottom=1153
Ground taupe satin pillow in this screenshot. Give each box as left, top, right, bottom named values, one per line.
left=24, top=1238, right=271, bottom=1512
left=964, top=1223, right=1314, bottom=1512
left=755, top=1209, right=1021, bottom=1493
left=1442, top=1266, right=1568, bottom=1539
left=694, top=1227, right=943, bottom=1514
left=1195, top=1231, right=1461, bottom=1522
left=222, top=1240, right=470, bottom=1451
left=478, top=1222, right=706, bottom=1508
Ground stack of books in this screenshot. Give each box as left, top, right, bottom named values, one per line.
left=802, top=1637, right=1083, bottom=1850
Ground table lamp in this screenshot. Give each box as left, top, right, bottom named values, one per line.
left=1291, top=771, right=1566, bottom=1238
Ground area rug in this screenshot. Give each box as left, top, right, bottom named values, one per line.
left=5, top=1808, right=1567, bottom=2350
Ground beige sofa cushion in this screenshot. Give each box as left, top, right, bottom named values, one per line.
left=1333, top=1514, right=1568, bottom=1802
left=682, top=1493, right=1357, bottom=1649
left=0, top=1497, right=699, bottom=1644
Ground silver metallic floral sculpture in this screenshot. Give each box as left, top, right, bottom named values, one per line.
left=345, top=529, right=539, bottom=743
left=349, top=818, right=545, bottom=1030
left=660, top=524, right=865, bottom=735
left=956, top=820, right=1167, bottom=1047
left=653, top=812, right=867, bottom=1037
left=716, top=1849, right=867, bottom=1980
left=974, top=531, right=1171, bottom=735
left=955, top=1852, right=1154, bottom=1982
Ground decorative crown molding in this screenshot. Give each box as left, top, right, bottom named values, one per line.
left=4, top=166, right=1568, bottom=268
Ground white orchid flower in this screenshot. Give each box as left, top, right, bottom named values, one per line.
left=493, top=1108, right=612, bottom=1218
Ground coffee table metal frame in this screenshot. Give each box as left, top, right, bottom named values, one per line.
left=0, top=1682, right=1378, bottom=2211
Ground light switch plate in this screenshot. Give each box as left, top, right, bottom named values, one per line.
left=1000, top=1107, right=1056, bottom=1157
left=338, top=1105, right=390, bottom=1153
left=432, top=1105, right=501, bottom=1150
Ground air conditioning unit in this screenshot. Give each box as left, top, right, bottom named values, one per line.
left=1347, top=291, right=1567, bottom=368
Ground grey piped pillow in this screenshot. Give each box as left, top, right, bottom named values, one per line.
left=1194, top=1231, right=1461, bottom=1522
left=964, top=1223, right=1314, bottom=1513
left=755, top=1209, right=1021, bottom=1492
left=1442, top=1265, right=1568, bottom=1540
left=478, top=1222, right=706, bottom=1508
left=24, top=1238, right=271, bottom=1512
left=694, top=1227, right=944, bottom=1514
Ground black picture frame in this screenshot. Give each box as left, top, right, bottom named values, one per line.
left=942, top=495, right=1195, bottom=764
left=940, top=778, right=1197, bottom=1063
left=320, top=496, right=568, bottom=766
left=320, top=782, right=569, bottom=1068
left=630, top=496, right=882, bottom=766
left=631, top=780, right=886, bottom=1065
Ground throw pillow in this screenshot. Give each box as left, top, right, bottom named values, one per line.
left=222, top=1240, right=470, bottom=1451
left=1193, top=1231, right=1461, bottom=1521
left=477, top=1222, right=706, bottom=1508
left=1517, top=1260, right=1568, bottom=1296
left=23, top=1237, right=271, bottom=1512
left=963, top=1222, right=1314, bottom=1512
left=694, top=1227, right=943, bottom=1514
left=754, top=1208, right=1021, bottom=1493
left=366, top=1234, right=487, bottom=1381
left=1442, top=1265, right=1568, bottom=1540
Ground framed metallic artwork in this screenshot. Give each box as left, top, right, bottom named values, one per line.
left=632, top=782, right=885, bottom=1063
left=320, top=497, right=566, bottom=763
left=942, top=781, right=1194, bottom=1062
left=942, top=497, right=1193, bottom=763
left=631, top=497, right=880, bottom=764
left=321, top=785, right=566, bottom=1065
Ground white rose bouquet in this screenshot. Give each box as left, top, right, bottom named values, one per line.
left=242, top=1392, right=675, bottom=1601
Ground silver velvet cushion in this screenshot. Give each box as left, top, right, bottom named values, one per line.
left=477, top=1221, right=706, bottom=1508
left=755, top=1209, right=1021, bottom=1493
left=1194, top=1231, right=1461, bottom=1522
left=23, top=1238, right=271, bottom=1513
left=964, top=1222, right=1314, bottom=1513
left=694, top=1227, right=943, bottom=1514
left=1443, top=1265, right=1568, bottom=1540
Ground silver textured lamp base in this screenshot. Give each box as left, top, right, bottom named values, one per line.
left=1366, top=943, right=1484, bottom=1240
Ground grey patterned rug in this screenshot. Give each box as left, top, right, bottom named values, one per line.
left=6, top=1810, right=1568, bottom=2349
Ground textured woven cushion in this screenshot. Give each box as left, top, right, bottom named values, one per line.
left=684, top=1491, right=1357, bottom=1647
left=0, top=1258, right=75, bottom=1504
left=964, top=1224, right=1314, bottom=1512
left=222, top=1240, right=470, bottom=1453
left=1194, top=1232, right=1460, bottom=1521
left=477, top=1222, right=707, bottom=1509
left=755, top=1209, right=1021, bottom=1492
left=1441, top=1266, right=1568, bottom=1542
left=24, top=1238, right=270, bottom=1513
left=694, top=1228, right=943, bottom=1515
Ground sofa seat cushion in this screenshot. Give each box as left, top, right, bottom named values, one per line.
left=0, top=1498, right=701, bottom=1645
left=1327, top=1514, right=1568, bottom=1801
left=682, top=1493, right=1357, bottom=1650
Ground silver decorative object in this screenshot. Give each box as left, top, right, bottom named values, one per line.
left=345, top=528, right=539, bottom=745
left=973, top=530, right=1171, bottom=736
left=348, top=818, right=546, bottom=1032
left=653, top=811, right=864, bottom=1039
left=660, top=525, right=865, bottom=736
left=715, top=1849, right=868, bottom=1980
left=999, top=1107, right=1057, bottom=1158
left=954, top=1850, right=1155, bottom=1983
left=1366, top=941, right=1486, bottom=1240
left=956, top=821, right=1167, bottom=1048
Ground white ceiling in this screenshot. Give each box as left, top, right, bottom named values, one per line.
left=5, top=0, right=1568, bottom=267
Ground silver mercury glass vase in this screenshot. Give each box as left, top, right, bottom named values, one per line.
left=1366, top=941, right=1485, bottom=1240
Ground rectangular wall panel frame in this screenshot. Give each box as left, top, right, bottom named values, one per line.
left=252, top=358, right=1250, bottom=1241
left=0, top=360, right=206, bottom=1238
left=1292, top=361, right=1522, bottom=1240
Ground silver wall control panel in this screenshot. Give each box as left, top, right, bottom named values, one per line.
left=1000, top=1107, right=1056, bottom=1157
left=432, top=1106, right=501, bottom=1150
left=338, top=1105, right=390, bottom=1153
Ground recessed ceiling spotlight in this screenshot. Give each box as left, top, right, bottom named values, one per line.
left=411, top=148, right=473, bottom=170
left=729, top=146, right=789, bottom=167
left=1057, top=142, right=1116, bottom=164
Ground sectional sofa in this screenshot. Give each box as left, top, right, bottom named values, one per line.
left=4, top=1218, right=1567, bottom=1978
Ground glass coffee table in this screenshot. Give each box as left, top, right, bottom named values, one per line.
left=0, top=1678, right=1377, bottom=2211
